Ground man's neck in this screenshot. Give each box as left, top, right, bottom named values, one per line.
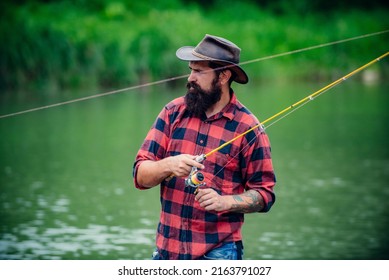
left=205, top=88, right=231, bottom=118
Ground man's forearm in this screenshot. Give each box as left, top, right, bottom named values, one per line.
left=136, top=159, right=171, bottom=188
left=229, top=189, right=264, bottom=213
left=195, top=188, right=265, bottom=213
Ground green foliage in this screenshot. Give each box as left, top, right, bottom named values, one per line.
left=0, top=0, right=388, bottom=92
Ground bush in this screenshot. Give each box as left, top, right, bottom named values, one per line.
left=0, top=1, right=388, bottom=93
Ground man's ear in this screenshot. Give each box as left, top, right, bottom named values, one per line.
left=219, top=69, right=232, bottom=85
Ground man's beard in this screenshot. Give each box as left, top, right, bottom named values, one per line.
left=184, top=77, right=222, bottom=117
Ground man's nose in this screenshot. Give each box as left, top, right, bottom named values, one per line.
left=188, top=71, right=196, bottom=82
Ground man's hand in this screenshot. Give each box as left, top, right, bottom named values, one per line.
left=195, top=188, right=230, bottom=212
left=166, top=154, right=205, bottom=177
left=137, top=154, right=204, bottom=188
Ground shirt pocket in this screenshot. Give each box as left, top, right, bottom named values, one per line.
left=208, top=152, right=242, bottom=195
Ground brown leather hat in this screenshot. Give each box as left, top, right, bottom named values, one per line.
left=176, top=34, right=249, bottom=84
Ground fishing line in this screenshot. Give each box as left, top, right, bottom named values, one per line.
left=0, top=75, right=189, bottom=119
left=0, top=29, right=388, bottom=120
left=240, top=29, right=389, bottom=66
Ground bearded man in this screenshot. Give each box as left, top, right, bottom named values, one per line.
left=133, top=34, right=276, bottom=260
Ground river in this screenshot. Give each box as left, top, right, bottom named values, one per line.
left=1, top=77, right=388, bottom=259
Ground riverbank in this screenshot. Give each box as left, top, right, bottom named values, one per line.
left=1, top=1, right=388, bottom=93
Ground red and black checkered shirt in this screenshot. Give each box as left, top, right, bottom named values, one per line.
left=133, top=92, right=276, bottom=260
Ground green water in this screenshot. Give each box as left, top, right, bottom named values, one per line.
left=1, top=79, right=388, bottom=259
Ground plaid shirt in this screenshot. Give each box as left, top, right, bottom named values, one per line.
left=133, top=92, right=276, bottom=260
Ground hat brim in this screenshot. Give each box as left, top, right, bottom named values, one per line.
left=176, top=46, right=249, bottom=84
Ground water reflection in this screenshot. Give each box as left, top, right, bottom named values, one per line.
left=0, top=221, right=155, bottom=259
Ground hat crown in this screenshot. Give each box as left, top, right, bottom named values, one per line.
left=176, top=34, right=248, bottom=84
left=193, top=34, right=241, bottom=64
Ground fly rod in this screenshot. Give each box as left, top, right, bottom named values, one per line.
left=184, top=51, right=389, bottom=190
left=205, top=51, right=389, bottom=159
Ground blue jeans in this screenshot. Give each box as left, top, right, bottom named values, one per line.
left=152, top=242, right=243, bottom=260
left=201, top=242, right=242, bottom=260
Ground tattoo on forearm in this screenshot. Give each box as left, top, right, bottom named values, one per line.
left=232, top=195, right=244, bottom=202
left=231, top=190, right=263, bottom=213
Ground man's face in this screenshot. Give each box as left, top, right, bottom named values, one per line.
left=187, top=61, right=217, bottom=92
left=184, top=61, right=222, bottom=117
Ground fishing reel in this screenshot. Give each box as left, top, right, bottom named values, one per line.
left=185, top=170, right=205, bottom=188
left=185, top=154, right=206, bottom=190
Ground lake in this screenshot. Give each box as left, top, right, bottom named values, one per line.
left=0, top=76, right=388, bottom=259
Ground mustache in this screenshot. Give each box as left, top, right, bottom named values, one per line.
left=186, top=82, right=201, bottom=91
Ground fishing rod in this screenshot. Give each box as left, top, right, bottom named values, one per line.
left=185, top=51, right=389, bottom=191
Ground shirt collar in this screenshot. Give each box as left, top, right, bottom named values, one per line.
left=204, top=91, right=237, bottom=122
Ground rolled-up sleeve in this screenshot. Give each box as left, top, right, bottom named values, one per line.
left=243, top=129, right=276, bottom=212
left=133, top=106, right=171, bottom=190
